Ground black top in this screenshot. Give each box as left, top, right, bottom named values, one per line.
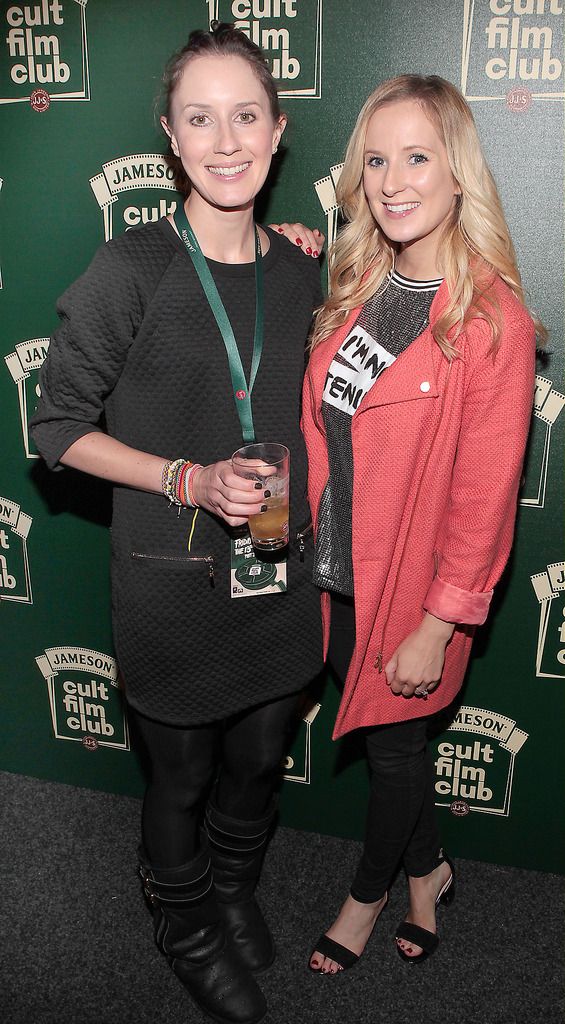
left=313, top=268, right=442, bottom=595
left=31, top=219, right=324, bottom=724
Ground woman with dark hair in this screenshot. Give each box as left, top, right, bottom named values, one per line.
left=32, top=23, right=323, bottom=1024
left=301, top=74, right=539, bottom=973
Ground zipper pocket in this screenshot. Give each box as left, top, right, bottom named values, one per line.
left=296, top=522, right=313, bottom=562
left=131, top=551, right=215, bottom=588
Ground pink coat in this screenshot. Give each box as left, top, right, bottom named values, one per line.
left=302, top=277, right=536, bottom=739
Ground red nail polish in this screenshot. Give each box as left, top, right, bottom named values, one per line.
left=306, top=246, right=312, bottom=254
left=313, top=250, right=319, bottom=257
left=295, top=237, right=303, bottom=245
left=277, top=227, right=284, bottom=233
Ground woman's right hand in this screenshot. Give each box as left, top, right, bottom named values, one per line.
left=191, top=460, right=268, bottom=527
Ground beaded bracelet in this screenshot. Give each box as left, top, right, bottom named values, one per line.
left=161, top=459, right=174, bottom=496
left=184, top=464, right=203, bottom=508
left=162, top=458, right=191, bottom=507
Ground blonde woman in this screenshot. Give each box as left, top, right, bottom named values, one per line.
left=301, top=75, right=539, bottom=971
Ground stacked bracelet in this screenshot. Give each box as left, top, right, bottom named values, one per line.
left=162, top=458, right=193, bottom=507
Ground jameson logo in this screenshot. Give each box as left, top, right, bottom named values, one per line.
left=434, top=706, right=528, bottom=816
left=530, top=560, right=565, bottom=679
left=5, top=337, right=49, bottom=458
left=520, top=375, right=565, bottom=507
left=0, top=497, right=33, bottom=605
left=36, top=646, right=129, bottom=750
left=0, top=0, right=90, bottom=108
left=282, top=702, right=321, bottom=784
left=461, top=0, right=564, bottom=101
left=208, top=0, right=323, bottom=97
left=90, top=155, right=182, bottom=241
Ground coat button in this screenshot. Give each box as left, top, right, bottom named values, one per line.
left=420, top=381, right=431, bottom=393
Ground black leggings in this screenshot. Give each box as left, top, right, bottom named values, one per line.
left=328, top=593, right=442, bottom=903
left=131, top=692, right=300, bottom=868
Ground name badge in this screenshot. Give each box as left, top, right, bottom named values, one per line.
left=230, top=534, right=287, bottom=598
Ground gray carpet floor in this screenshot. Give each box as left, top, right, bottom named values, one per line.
left=1, top=770, right=563, bottom=1024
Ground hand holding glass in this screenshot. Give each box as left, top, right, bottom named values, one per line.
left=232, top=443, right=290, bottom=551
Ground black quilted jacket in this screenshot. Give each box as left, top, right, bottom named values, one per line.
left=32, top=221, right=324, bottom=724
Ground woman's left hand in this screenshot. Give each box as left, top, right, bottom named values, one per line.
left=384, top=613, right=455, bottom=700
left=269, top=221, right=325, bottom=257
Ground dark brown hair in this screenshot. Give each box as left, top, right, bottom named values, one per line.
left=162, top=22, right=281, bottom=195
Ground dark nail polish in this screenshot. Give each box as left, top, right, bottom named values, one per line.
left=260, top=504, right=268, bottom=512
left=313, top=250, right=319, bottom=257
left=306, top=246, right=312, bottom=254
left=254, top=481, right=262, bottom=489
left=295, top=237, right=303, bottom=245
left=277, top=227, right=284, bottom=232
left=264, top=489, right=271, bottom=498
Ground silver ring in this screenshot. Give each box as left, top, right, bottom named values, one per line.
left=415, top=687, right=429, bottom=698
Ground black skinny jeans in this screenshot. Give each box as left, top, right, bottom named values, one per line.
left=328, top=593, right=443, bottom=903
left=130, top=692, right=300, bottom=869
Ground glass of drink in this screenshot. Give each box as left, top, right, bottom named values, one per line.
left=232, top=442, right=290, bottom=551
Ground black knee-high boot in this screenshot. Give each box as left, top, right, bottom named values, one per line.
left=205, top=795, right=276, bottom=974
left=138, top=844, right=267, bottom=1024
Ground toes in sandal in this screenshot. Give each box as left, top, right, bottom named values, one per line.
left=395, top=854, right=455, bottom=964
left=309, top=934, right=359, bottom=973
left=395, top=921, right=439, bottom=963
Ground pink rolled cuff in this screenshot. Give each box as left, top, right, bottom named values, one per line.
left=423, top=575, right=493, bottom=625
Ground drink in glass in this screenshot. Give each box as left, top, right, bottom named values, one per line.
left=232, top=442, right=290, bottom=551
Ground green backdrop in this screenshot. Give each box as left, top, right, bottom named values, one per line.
left=1, top=0, right=563, bottom=873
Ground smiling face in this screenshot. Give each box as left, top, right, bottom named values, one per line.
left=362, top=98, right=460, bottom=276
left=161, top=54, right=285, bottom=217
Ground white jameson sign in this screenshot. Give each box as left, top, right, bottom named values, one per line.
left=313, top=163, right=344, bottom=287
left=460, top=0, right=560, bottom=101
left=207, top=0, right=323, bottom=98
left=520, top=375, right=565, bottom=507
left=5, top=337, right=49, bottom=458
left=1, top=0, right=90, bottom=108
left=36, top=646, right=130, bottom=751
left=0, top=497, right=33, bottom=604
left=461, top=0, right=564, bottom=102
left=90, top=154, right=181, bottom=240
left=433, top=705, right=528, bottom=816
left=530, top=561, right=565, bottom=679
left=282, top=702, right=321, bottom=784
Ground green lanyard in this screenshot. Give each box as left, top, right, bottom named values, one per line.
left=174, top=205, right=264, bottom=444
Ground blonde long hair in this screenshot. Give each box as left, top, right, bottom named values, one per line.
left=311, top=75, right=545, bottom=354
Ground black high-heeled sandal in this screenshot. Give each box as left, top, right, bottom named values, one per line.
left=309, top=934, right=360, bottom=973
left=309, top=892, right=388, bottom=974
left=395, top=854, right=455, bottom=964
